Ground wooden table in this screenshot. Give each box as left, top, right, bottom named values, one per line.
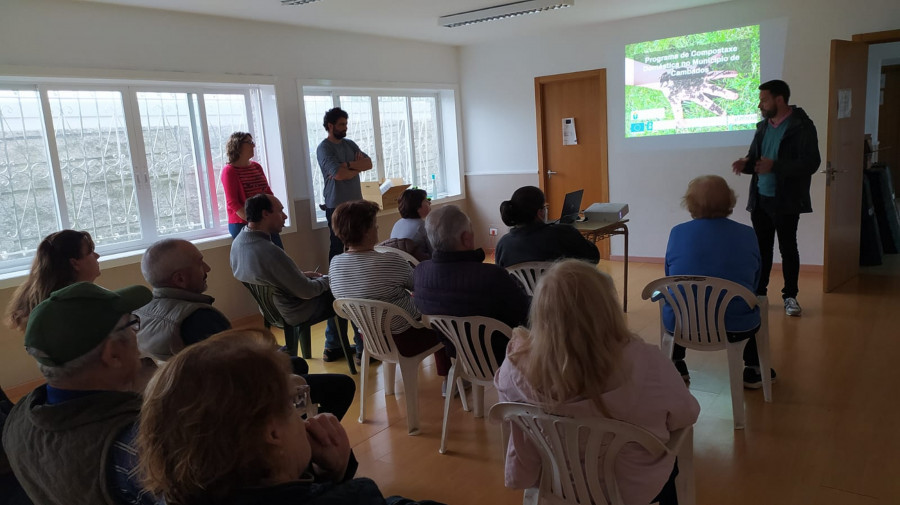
left=574, top=219, right=629, bottom=311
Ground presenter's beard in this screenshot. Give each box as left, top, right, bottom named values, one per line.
left=335, top=130, right=347, bottom=139
left=760, top=106, right=777, bottom=119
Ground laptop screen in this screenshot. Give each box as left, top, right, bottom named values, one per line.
left=558, top=189, right=584, bottom=223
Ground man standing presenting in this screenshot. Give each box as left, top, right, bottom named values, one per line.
left=732, top=79, right=820, bottom=316
left=317, top=107, right=373, bottom=261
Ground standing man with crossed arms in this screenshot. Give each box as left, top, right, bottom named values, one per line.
left=317, top=107, right=374, bottom=261
left=316, top=107, right=372, bottom=362
left=732, top=79, right=820, bottom=317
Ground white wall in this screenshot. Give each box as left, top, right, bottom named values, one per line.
left=0, top=0, right=460, bottom=204
left=866, top=42, right=900, bottom=149
left=460, top=0, right=900, bottom=264
left=0, top=0, right=461, bottom=388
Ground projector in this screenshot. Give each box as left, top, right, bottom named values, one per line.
left=582, top=203, right=629, bottom=223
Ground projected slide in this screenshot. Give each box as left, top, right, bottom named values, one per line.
left=625, top=25, right=760, bottom=137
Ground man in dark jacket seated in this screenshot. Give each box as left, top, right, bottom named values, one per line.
left=413, top=205, right=531, bottom=378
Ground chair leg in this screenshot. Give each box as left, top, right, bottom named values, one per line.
left=660, top=332, right=675, bottom=359
left=284, top=324, right=299, bottom=357
left=500, top=419, right=510, bottom=458
left=384, top=361, right=396, bottom=396
left=675, top=428, right=696, bottom=505
left=298, top=325, right=312, bottom=359
left=457, top=375, right=470, bottom=413
left=756, top=296, right=773, bottom=403
left=473, top=384, right=485, bottom=418
left=726, top=340, right=748, bottom=430
left=334, top=316, right=356, bottom=375
left=397, top=358, right=423, bottom=435
left=358, top=348, right=369, bottom=424
left=440, top=364, right=457, bottom=454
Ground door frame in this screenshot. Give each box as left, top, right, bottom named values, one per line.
left=534, top=69, right=610, bottom=257
left=823, top=29, right=900, bottom=292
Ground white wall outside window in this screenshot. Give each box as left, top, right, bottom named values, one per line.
left=0, top=78, right=283, bottom=276
left=301, top=85, right=461, bottom=223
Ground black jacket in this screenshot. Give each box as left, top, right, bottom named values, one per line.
left=741, top=105, right=820, bottom=215
left=494, top=222, right=600, bottom=268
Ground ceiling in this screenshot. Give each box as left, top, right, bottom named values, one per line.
left=78, top=0, right=734, bottom=46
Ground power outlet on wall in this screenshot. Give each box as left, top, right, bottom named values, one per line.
left=489, top=227, right=498, bottom=236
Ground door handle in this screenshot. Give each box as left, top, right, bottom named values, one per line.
left=819, top=162, right=845, bottom=183
left=547, top=170, right=558, bottom=175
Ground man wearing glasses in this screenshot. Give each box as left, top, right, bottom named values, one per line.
left=2, top=282, right=156, bottom=505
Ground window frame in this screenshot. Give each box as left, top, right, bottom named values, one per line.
left=299, top=81, right=464, bottom=226
left=0, top=73, right=286, bottom=281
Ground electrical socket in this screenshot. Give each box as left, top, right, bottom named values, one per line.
left=489, top=227, right=498, bottom=236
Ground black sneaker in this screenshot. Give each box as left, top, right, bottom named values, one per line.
left=673, top=360, right=690, bottom=382
left=322, top=347, right=344, bottom=362
left=743, top=367, right=777, bottom=389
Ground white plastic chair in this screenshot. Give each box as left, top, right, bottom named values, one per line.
left=374, top=245, right=420, bottom=267
left=489, top=402, right=695, bottom=505
left=423, top=315, right=513, bottom=454
left=641, top=275, right=773, bottom=430
left=506, top=261, right=555, bottom=296
left=333, top=298, right=443, bottom=435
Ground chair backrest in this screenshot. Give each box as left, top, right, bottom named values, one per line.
left=506, top=261, right=556, bottom=296
left=489, top=402, right=671, bottom=505
left=333, top=298, right=422, bottom=362
left=423, top=315, right=513, bottom=385
left=242, top=282, right=286, bottom=329
left=374, top=245, right=420, bottom=267
left=640, top=275, right=758, bottom=350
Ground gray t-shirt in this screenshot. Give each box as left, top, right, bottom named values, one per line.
left=317, top=138, right=368, bottom=208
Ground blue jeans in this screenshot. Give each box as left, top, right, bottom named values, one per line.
left=228, top=222, right=284, bottom=250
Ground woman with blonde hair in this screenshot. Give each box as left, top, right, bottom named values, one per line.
left=138, top=328, right=441, bottom=505
left=5, top=230, right=100, bottom=332
left=495, top=259, right=699, bottom=505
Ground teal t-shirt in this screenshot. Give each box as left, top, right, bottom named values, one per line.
left=757, top=121, right=787, bottom=197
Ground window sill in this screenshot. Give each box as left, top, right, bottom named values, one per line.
left=0, top=234, right=236, bottom=290
left=311, top=193, right=466, bottom=228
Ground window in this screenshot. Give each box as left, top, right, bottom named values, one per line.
left=0, top=79, right=280, bottom=276
left=302, top=86, right=460, bottom=222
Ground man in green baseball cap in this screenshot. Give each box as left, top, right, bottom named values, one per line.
left=2, top=282, right=156, bottom=505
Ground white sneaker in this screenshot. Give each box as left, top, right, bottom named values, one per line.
left=784, top=297, right=802, bottom=316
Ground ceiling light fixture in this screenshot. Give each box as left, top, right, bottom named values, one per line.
left=280, top=0, right=323, bottom=5
left=439, top=0, right=574, bottom=28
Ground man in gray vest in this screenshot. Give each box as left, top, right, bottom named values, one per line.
left=136, top=238, right=229, bottom=361
left=2, top=282, right=157, bottom=505
left=140, top=236, right=356, bottom=418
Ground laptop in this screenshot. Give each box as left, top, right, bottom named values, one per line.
left=557, top=189, right=584, bottom=224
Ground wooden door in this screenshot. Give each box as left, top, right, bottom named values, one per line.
left=535, top=69, right=609, bottom=258
left=823, top=40, right=868, bottom=292
left=877, top=65, right=900, bottom=195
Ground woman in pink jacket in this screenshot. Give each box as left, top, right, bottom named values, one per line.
left=495, top=259, right=700, bottom=505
